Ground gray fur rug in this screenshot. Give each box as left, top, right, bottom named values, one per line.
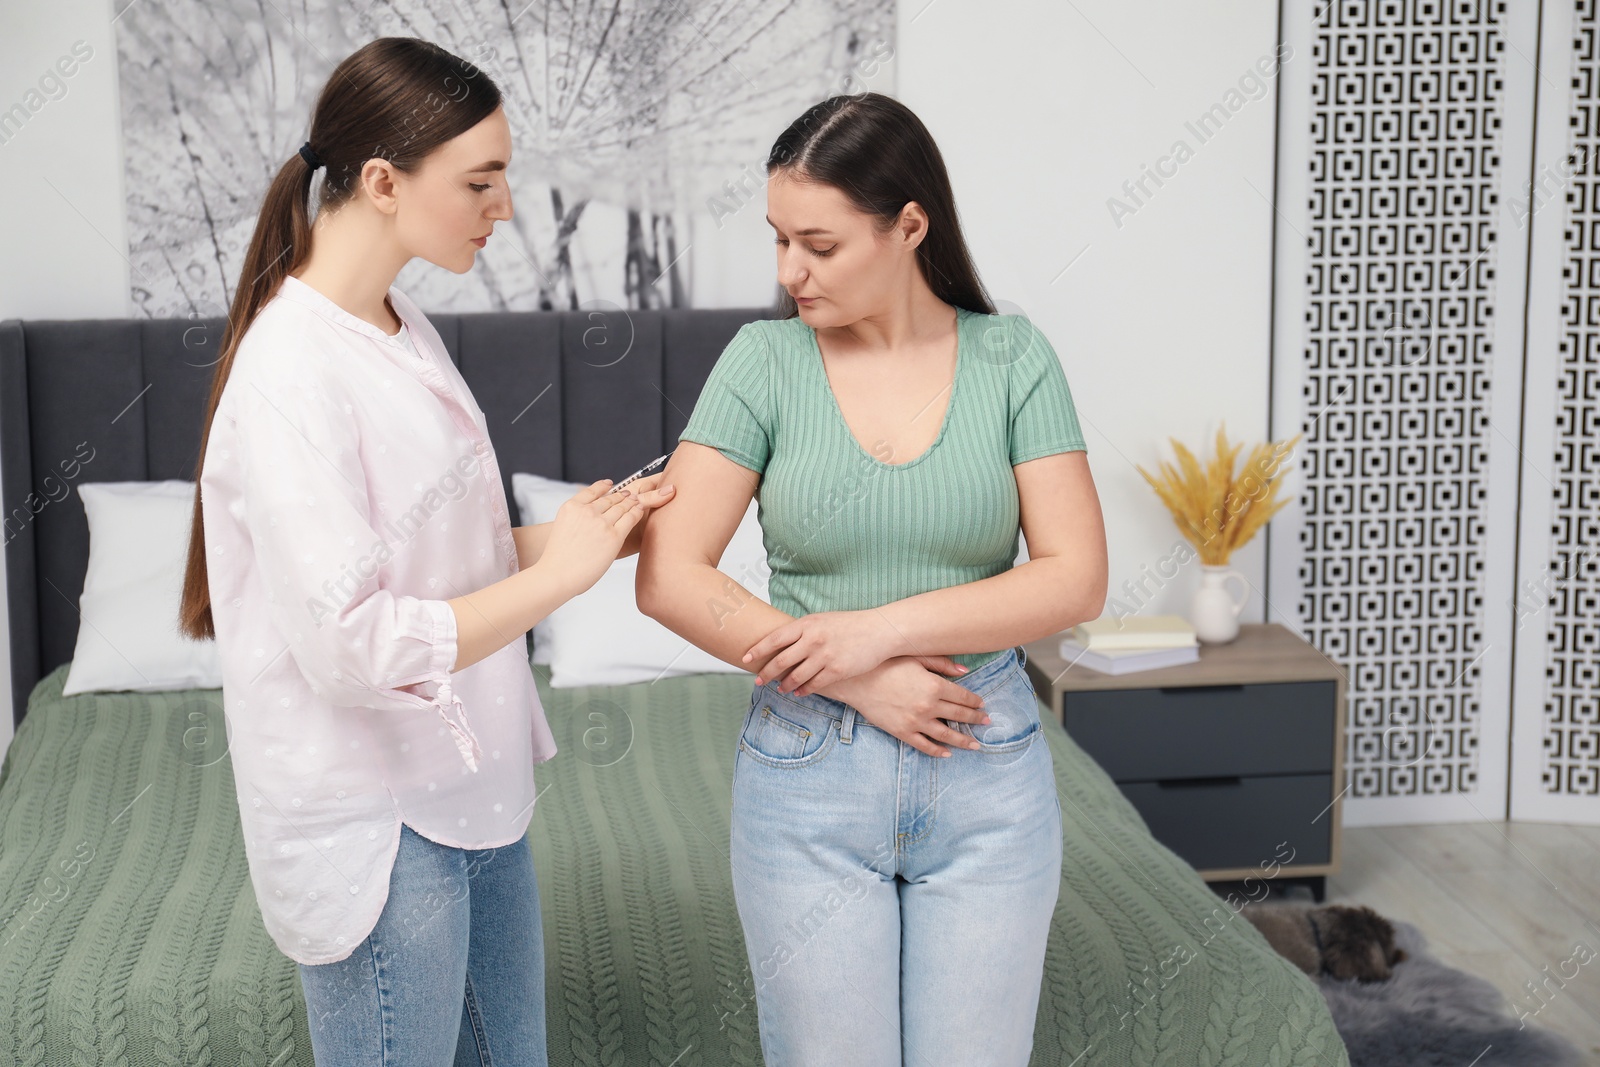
left=1316, top=919, right=1590, bottom=1067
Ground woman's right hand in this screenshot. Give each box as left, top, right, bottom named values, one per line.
left=820, top=657, right=991, bottom=758
left=539, top=479, right=644, bottom=597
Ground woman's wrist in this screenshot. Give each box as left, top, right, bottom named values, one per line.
left=810, top=676, right=856, bottom=704
left=522, top=554, right=584, bottom=616
left=449, top=554, right=578, bottom=670
left=864, top=604, right=917, bottom=661
left=811, top=659, right=893, bottom=704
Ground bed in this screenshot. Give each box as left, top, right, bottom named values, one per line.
left=0, top=306, right=1349, bottom=1064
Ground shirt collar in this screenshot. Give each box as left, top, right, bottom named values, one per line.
left=278, top=273, right=409, bottom=345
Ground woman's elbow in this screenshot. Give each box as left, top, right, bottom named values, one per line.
left=635, top=554, right=668, bottom=620
left=1043, top=554, right=1106, bottom=630
left=1074, top=587, right=1109, bottom=628
left=1072, top=565, right=1110, bottom=627
left=636, top=554, right=704, bottom=625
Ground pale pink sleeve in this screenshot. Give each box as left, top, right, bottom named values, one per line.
left=230, top=368, right=482, bottom=772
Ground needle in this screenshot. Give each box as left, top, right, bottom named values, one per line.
left=608, top=450, right=672, bottom=493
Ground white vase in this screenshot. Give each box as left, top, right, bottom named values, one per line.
left=1189, top=564, right=1248, bottom=643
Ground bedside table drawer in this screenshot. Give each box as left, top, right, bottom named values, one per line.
left=1119, top=773, right=1334, bottom=870
left=1060, top=680, right=1335, bottom=781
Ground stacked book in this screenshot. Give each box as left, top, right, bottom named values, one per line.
left=1059, top=615, right=1200, bottom=675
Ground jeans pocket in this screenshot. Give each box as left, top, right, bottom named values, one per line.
left=954, top=670, right=1042, bottom=757
left=738, top=698, right=840, bottom=768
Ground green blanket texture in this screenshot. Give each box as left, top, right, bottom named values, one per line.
left=0, top=662, right=1349, bottom=1065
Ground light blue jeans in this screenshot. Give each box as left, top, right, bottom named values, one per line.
left=730, top=645, right=1063, bottom=1067
left=295, top=822, right=547, bottom=1066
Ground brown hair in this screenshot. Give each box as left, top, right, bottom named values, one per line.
left=765, top=92, right=995, bottom=318
left=178, top=37, right=502, bottom=641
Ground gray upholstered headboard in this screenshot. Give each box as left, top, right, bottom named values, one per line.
left=1, top=304, right=776, bottom=729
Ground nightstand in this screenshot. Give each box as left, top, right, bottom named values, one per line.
left=1023, top=623, right=1345, bottom=902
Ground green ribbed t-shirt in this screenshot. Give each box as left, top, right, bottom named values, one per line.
left=678, top=307, right=1087, bottom=671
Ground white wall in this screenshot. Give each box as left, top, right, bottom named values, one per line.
left=0, top=5, right=127, bottom=322
left=0, top=0, right=1284, bottom=752
left=0, top=0, right=131, bottom=754
left=898, top=0, right=1285, bottom=635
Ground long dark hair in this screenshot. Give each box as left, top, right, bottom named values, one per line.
left=179, top=37, right=503, bottom=641
left=765, top=92, right=994, bottom=319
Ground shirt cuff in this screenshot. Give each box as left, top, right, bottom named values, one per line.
left=407, top=599, right=483, bottom=774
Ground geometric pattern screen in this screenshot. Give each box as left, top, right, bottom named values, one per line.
left=1300, top=1, right=1505, bottom=800
left=1549, top=1, right=1600, bottom=796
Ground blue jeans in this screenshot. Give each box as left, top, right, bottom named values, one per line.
left=295, top=822, right=547, bottom=1066
left=730, top=645, right=1063, bottom=1067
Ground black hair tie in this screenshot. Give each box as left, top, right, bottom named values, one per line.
left=298, top=141, right=324, bottom=169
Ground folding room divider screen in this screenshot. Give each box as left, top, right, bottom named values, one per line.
left=1269, top=1, right=1599, bottom=826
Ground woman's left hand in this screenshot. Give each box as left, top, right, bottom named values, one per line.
left=742, top=611, right=960, bottom=697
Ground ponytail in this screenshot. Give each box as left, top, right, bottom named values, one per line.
left=179, top=37, right=503, bottom=640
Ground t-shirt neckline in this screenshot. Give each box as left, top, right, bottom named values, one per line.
left=805, top=306, right=969, bottom=472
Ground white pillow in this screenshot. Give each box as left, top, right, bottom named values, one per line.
left=511, top=471, right=770, bottom=687
left=61, top=480, right=223, bottom=695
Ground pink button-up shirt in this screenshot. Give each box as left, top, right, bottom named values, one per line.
left=199, top=274, right=558, bottom=965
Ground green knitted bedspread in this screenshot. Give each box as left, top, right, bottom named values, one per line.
left=0, top=662, right=1349, bottom=1066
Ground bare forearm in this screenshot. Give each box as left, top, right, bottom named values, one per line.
left=446, top=559, right=575, bottom=672
left=639, top=563, right=794, bottom=676
left=640, top=564, right=900, bottom=707
left=511, top=524, right=549, bottom=570
left=515, top=519, right=643, bottom=567
left=875, top=557, right=1099, bottom=658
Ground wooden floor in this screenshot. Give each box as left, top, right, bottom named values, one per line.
left=1325, top=821, right=1600, bottom=1060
